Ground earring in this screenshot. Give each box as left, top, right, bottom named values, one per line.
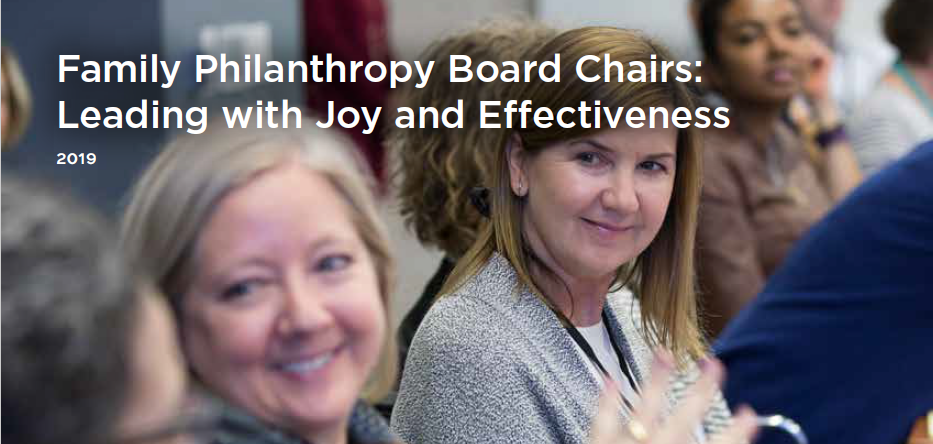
left=517, top=178, right=524, bottom=196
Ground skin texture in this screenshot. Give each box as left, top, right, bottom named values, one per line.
left=508, top=126, right=678, bottom=326
left=182, top=164, right=386, bottom=444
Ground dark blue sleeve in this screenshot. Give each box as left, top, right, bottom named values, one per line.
left=714, top=141, right=933, bottom=444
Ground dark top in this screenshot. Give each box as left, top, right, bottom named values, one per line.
left=374, top=257, right=455, bottom=420
left=397, top=257, right=456, bottom=376
left=715, top=140, right=933, bottom=444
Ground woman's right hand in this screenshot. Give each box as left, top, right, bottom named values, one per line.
left=590, top=353, right=758, bottom=444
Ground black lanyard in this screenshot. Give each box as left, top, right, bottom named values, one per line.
left=561, top=311, right=640, bottom=411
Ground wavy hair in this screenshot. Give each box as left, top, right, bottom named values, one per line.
left=390, top=17, right=555, bottom=258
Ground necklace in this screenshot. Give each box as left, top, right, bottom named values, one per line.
left=893, top=60, right=933, bottom=118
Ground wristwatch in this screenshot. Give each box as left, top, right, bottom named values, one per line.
left=815, top=124, right=848, bottom=150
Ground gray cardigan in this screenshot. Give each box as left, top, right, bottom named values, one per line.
left=392, top=253, right=731, bottom=444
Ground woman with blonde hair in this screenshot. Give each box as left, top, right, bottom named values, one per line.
left=392, top=27, right=755, bottom=444
left=121, top=121, right=399, bottom=444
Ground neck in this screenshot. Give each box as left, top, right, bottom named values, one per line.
left=520, top=211, right=616, bottom=327
left=303, top=420, right=350, bottom=444
left=727, top=98, right=784, bottom=146
left=902, top=60, right=933, bottom=99
left=531, top=262, right=611, bottom=327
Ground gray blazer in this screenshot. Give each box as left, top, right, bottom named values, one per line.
left=392, top=253, right=731, bottom=444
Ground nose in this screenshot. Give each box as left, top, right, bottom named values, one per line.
left=766, top=28, right=793, bottom=58
left=600, top=169, right=640, bottom=215
left=275, top=276, right=334, bottom=337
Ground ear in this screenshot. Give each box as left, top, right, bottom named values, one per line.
left=506, top=133, right=527, bottom=197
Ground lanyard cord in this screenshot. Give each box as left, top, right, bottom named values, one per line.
left=557, top=309, right=641, bottom=412
left=894, top=60, right=933, bottom=118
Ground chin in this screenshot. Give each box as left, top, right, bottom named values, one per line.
left=280, top=388, right=359, bottom=433
left=574, top=256, right=628, bottom=280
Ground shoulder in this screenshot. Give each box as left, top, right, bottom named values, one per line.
left=409, top=289, right=519, bottom=361
left=699, top=127, right=750, bottom=199
left=701, top=126, right=746, bottom=159
left=401, top=254, right=536, bottom=375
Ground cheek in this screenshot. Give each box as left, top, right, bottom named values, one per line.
left=535, top=167, right=601, bottom=217
left=182, top=304, right=275, bottom=376
left=638, top=180, right=675, bottom=230
left=720, top=47, right=763, bottom=79
left=333, top=268, right=387, bottom=360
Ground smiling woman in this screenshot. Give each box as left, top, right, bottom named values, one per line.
left=391, top=26, right=738, bottom=444
left=120, top=121, right=398, bottom=444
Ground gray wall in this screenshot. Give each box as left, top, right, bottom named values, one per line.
left=535, top=0, right=894, bottom=60
left=1, top=0, right=304, bottom=214
left=2, top=0, right=164, bottom=214
left=160, top=0, right=303, bottom=114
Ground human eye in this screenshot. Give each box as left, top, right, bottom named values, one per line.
left=315, top=254, right=353, bottom=273
left=638, top=160, right=670, bottom=174
left=575, top=151, right=606, bottom=168
left=783, top=22, right=804, bottom=38
left=732, top=26, right=760, bottom=45
left=218, top=279, right=265, bottom=302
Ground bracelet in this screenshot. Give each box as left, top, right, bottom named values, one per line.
left=815, top=124, right=848, bottom=150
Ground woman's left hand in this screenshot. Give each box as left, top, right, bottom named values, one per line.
left=802, top=35, right=834, bottom=106
left=590, top=353, right=758, bottom=444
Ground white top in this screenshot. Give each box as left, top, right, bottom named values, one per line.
left=574, top=320, right=707, bottom=443
left=848, top=79, right=933, bottom=175
left=831, top=38, right=895, bottom=118
left=575, top=320, right=641, bottom=405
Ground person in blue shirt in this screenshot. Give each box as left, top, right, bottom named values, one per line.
left=715, top=139, right=933, bottom=444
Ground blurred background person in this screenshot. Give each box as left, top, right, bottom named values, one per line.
left=1, top=45, right=32, bottom=150
left=2, top=175, right=190, bottom=444
left=393, top=27, right=738, bottom=444
left=694, top=0, right=862, bottom=337
left=389, top=17, right=555, bottom=386
left=847, top=0, right=933, bottom=175
left=798, top=0, right=893, bottom=117
left=716, top=139, right=933, bottom=444
left=121, top=123, right=400, bottom=444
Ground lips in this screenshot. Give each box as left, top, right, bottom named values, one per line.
left=767, top=66, right=796, bottom=84
left=581, top=218, right=631, bottom=233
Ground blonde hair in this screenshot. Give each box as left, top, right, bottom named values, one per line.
left=120, top=120, right=397, bottom=401
left=442, top=27, right=706, bottom=361
left=390, top=17, right=555, bottom=258
left=2, top=45, right=33, bottom=149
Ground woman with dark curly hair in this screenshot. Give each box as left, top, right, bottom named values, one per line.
left=389, top=17, right=555, bottom=376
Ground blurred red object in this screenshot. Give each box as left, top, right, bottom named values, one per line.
left=303, top=0, right=391, bottom=186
